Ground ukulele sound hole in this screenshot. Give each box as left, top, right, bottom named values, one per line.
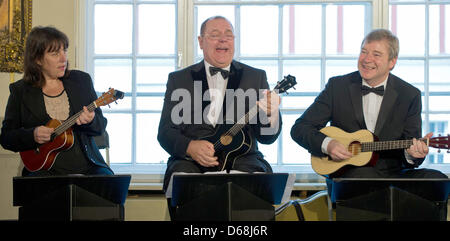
left=349, top=141, right=361, bottom=155
left=220, top=135, right=233, bottom=146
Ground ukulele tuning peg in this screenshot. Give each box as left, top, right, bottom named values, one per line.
left=437, top=149, right=441, bottom=153
left=108, top=104, right=111, bottom=108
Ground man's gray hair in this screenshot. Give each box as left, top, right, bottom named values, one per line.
left=199, top=16, right=234, bottom=36
left=361, top=29, right=399, bottom=60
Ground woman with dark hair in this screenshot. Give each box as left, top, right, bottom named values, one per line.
left=0, top=26, right=113, bottom=176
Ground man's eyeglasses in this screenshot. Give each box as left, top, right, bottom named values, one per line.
left=205, top=33, right=235, bottom=41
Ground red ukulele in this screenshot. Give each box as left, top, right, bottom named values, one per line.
left=20, top=88, right=124, bottom=172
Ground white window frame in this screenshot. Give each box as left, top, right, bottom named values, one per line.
left=388, top=0, right=450, bottom=174
left=79, top=0, right=449, bottom=185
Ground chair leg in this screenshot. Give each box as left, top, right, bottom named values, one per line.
left=105, top=147, right=110, bottom=166
left=327, top=194, right=334, bottom=221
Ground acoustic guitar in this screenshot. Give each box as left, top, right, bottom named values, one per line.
left=194, top=75, right=297, bottom=172
left=20, top=88, right=124, bottom=172
left=311, top=126, right=450, bottom=176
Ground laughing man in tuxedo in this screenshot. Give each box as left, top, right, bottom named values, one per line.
left=291, top=29, right=447, bottom=183
left=157, top=16, right=282, bottom=219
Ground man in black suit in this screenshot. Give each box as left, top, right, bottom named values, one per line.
left=291, top=29, right=447, bottom=181
left=158, top=16, right=282, bottom=216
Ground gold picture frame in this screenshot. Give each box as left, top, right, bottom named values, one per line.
left=0, top=0, right=32, bottom=73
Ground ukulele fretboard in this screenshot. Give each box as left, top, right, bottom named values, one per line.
left=53, top=101, right=97, bottom=136
left=361, top=138, right=426, bottom=152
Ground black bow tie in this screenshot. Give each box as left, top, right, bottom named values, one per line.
left=209, top=66, right=230, bottom=79
left=361, top=85, right=384, bottom=96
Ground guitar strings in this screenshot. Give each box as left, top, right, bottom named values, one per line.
left=361, top=139, right=418, bottom=152
left=213, top=105, right=257, bottom=150
left=53, top=102, right=97, bottom=136
left=211, top=85, right=287, bottom=150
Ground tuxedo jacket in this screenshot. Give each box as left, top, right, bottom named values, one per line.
left=157, top=60, right=282, bottom=164
left=0, top=70, right=110, bottom=170
left=291, top=71, right=424, bottom=169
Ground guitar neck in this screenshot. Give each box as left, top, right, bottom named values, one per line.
left=361, top=138, right=427, bottom=152
left=53, top=101, right=97, bottom=135
left=226, top=89, right=280, bottom=136
left=226, top=104, right=259, bottom=136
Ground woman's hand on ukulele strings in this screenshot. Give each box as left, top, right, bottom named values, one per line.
left=76, top=106, right=95, bottom=125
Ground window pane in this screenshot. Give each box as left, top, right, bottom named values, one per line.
left=136, top=96, right=164, bottom=111
left=241, top=6, right=278, bottom=55
left=283, top=5, right=322, bottom=55
left=429, top=4, right=450, bottom=55
left=95, top=4, right=132, bottom=54
left=94, top=59, right=132, bottom=93
left=102, top=96, right=132, bottom=111
left=429, top=59, right=450, bottom=92
left=390, top=5, right=425, bottom=56
left=282, top=113, right=311, bottom=164
left=447, top=5, right=450, bottom=55
left=326, top=5, right=367, bottom=55
left=283, top=60, right=321, bottom=92
left=136, top=113, right=169, bottom=164
left=258, top=140, right=278, bottom=165
left=137, top=58, right=175, bottom=92
left=430, top=96, right=450, bottom=111
left=325, top=59, right=357, bottom=81
left=427, top=114, right=450, bottom=164
left=241, top=60, right=278, bottom=87
left=104, top=113, right=132, bottom=164
left=391, top=60, right=424, bottom=91
left=138, top=4, right=175, bottom=55
left=428, top=115, right=449, bottom=136
left=282, top=96, right=316, bottom=110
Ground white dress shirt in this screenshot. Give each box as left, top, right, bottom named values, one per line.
left=204, top=61, right=230, bottom=126
left=361, top=79, right=386, bottom=133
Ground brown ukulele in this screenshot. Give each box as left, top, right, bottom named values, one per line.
left=311, top=126, right=450, bottom=176
left=20, top=88, right=124, bottom=172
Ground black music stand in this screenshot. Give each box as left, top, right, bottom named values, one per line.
left=13, top=174, right=131, bottom=221
left=331, top=178, right=450, bottom=221
left=170, top=173, right=290, bottom=221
